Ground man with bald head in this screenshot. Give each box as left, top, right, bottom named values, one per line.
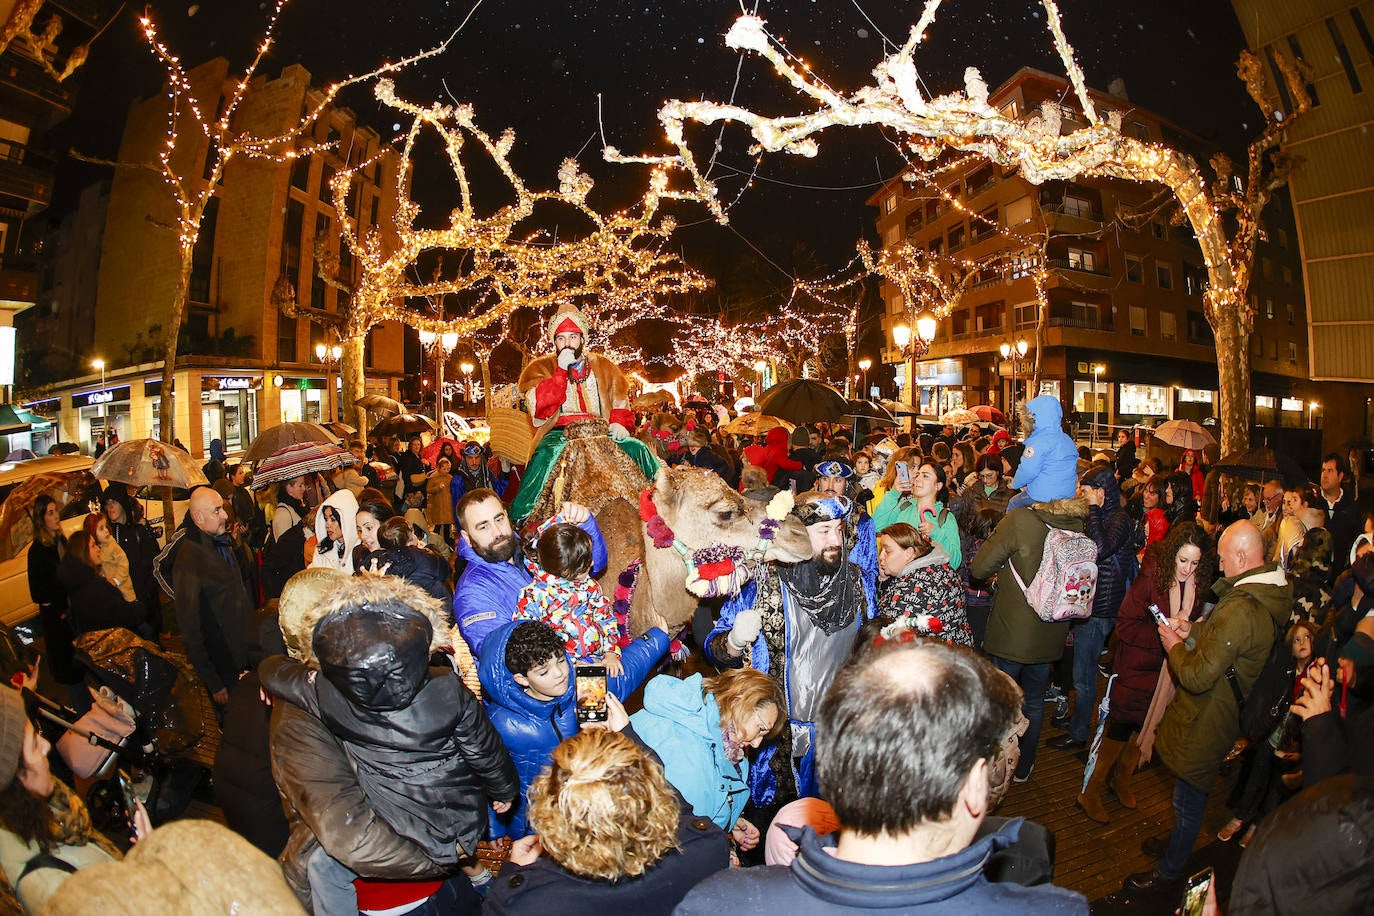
left=678, top=639, right=1088, bottom=913
left=172, top=485, right=256, bottom=705
left=1126, top=520, right=1291, bottom=895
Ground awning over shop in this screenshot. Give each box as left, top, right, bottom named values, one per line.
left=11, top=408, right=51, bottom=431
left=0, top=405, right=32, bottom=436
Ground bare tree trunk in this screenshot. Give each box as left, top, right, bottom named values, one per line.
left=158, top=248, right=194, bottom=532
left=1213, top=317, right=1251, bottom=457
left=340, top=335, right=367, bottom=439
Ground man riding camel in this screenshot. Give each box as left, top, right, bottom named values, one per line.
left=512, top=303, right=661, bottom=522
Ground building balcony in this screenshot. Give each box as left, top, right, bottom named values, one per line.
left=1047, top=256, right=1111, bottom=277
left=0, top=49, right=75, bottom=122
left=1048, top=315, right=1114, bottom=332
left=0, top=150, right=53, bottom=208
left=0, top=264, right=39, bottom=305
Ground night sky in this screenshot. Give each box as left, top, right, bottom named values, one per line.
left=49, top=0, right=1254, bottom=292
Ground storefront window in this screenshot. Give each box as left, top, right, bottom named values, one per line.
left=279, top=388, right=323, bottom=424
left=1119, top=383, right=1167, bottom=417
left=201, top=387, right=258, bottom=455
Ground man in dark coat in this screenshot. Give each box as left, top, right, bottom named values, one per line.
left=1050, top=463, right=1136, bottom=750
left=171, top=486, right=256, bottom=705
left=1128, top=520, right=1290, bottom=894
left=676, top=639, right=1088, bottom=915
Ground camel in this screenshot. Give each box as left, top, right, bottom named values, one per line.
left=523, top=419, right=813, bottom=635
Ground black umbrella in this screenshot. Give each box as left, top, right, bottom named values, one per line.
left=757, top=379, right=850, bottom=425
left=1214, top=447, right=1306, bottom=487
left=370, top=412, right=438, bottom=439
left=844, top=399, right=898, bottom=425
left=49, top=442, right=81, bottom=455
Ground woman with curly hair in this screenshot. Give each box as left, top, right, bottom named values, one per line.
left=486, top=715, right=730, bottom=914
left=1075, top=522, right=1216, bottom=824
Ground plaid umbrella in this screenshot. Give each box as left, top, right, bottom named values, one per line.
left=92, top=438, right=209, bottom=490
left=250, top=442, right=358, bottom=490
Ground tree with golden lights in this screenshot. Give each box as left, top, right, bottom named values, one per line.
left=77, top=0, right=451, bottom=485
left=612, top=0, right=1310, bottom=454
left=324, top=79, right=706, bottom=433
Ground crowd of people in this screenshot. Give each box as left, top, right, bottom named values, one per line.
left=3, top=312, right=1370, bottom=915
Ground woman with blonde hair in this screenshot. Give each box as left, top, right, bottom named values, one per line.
left=867, top=445, right=920, bottom=515
left=487, top=721, right=729, bottom=914
left=630, top=668, right=783, bottom=850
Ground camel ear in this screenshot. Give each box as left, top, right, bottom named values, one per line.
left=653, top=466, right=678, bottom=509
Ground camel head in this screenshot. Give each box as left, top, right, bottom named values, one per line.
left=649, top=466, right=812, bottom=563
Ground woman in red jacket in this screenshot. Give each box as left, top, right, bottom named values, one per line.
left=740, top=426, right=802, bottom=490
left=1178, top=449, right=1207, bottom=500
left=1076, top=522, right=1216, bottom=824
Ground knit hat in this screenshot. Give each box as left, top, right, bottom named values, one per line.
left=547, top=303, right=590, bottom=341
left=0, top=687, right=28, bottom=789
left=790, top=427, right=810, bottom=448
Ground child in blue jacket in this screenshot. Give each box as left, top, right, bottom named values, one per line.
left=478, top=618, right=670, bottom=838
left=1010, top=394, right=1079, bottom=509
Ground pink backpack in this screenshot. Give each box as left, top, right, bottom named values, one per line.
left=1008, top=523, right=1099, bottom=622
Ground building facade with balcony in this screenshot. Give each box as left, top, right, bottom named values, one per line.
left=870, top=68, right=1320, bottom=444
left=1230, top=0, right=1374, bottom=453
left=25, top=59, right=410, bottom=458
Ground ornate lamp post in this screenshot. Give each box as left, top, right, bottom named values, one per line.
left=315, top=342, right=343, bottom=423
left=418, top=331, right=460, bottom=426
left=892, top=313, right=937, bottom=419
left=1090, top=363, right=1105, bottom=450
left=999, top=338, right=1029, bottom=435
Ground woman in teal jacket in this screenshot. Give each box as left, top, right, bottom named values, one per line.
left=872, top=460, right=962, bottom=567
left=630, top=669, right=784, bottom=851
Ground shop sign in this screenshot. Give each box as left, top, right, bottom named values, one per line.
left=202, top=376, right=257, bottom=392
left=73, top=386, right=130, bottom=408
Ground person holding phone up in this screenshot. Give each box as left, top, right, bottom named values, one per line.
left=872, top=460, right=962, bottom=568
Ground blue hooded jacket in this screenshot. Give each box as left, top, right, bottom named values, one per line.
left=453, top=515, right=608, bottom=656
left=478, top=619, right=670, bottom=838
left=1011, top=395, right=1079, bottom=503
left=629, top=673, right=750, bottom=830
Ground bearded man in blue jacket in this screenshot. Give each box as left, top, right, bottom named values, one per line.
left=452, top=488, right=607, bottom=656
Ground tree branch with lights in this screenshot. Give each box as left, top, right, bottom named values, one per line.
left=611, top=0, right=1311, bottom=453
left=325, top=78, right=707, bottom=432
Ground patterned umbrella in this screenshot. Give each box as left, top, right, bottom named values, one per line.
left=939, top=408, right=981, bottom=425
left=1081, top=674, right=1119, bottom=793
left=250, top=442, right=358, bottom=490
left=721, top=413, right=795, bottom=436
left=1151, top=419, right=1215, bottom=451
left=244, top=422, right=341, bottom=462
left=92, top=438, right=209, bottom=490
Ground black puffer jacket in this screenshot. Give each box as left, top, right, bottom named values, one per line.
left=1229, top=775, right=1374, bottom=916
left=357, top=545, right=452, bottom=601
left=261, top=603, right=517, bottom=866
left=1081, top=467, right=1135, bottom=618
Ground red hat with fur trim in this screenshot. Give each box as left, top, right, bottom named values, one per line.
left=547, top=304, right=590, bottom=342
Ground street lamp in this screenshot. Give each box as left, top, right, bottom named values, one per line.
left=858, top=357, right=872, bottom=399
left=1090, top=363, right=1105, bottom=450
left=418, top=331, right=460, bottom=425
left=753, top=360, right=767, bottom=399
left=459, top=361, right=475, bottom=408
left=91, top=358, right=107, bottom=446
left=998, top=339, right=1028, bottom=435
left=893, top=314, right=937, bottom=419
left=315, top=343, right=343, bottom=423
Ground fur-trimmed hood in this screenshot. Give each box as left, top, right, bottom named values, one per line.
left=278, top=570, right=455, bottom=670
left=1029, top=495, right=1090, bottom=520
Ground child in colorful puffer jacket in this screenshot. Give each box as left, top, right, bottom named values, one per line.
left=514, top=517, right=623, bottom=676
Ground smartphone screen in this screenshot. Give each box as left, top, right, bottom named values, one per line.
left=895, top=461, right=910, bottom=489
left=575, top=666, right=608, bottom=723
left=115, top=769, right=139, bottom=841
left=1181, top=867, right=1213, bottom=916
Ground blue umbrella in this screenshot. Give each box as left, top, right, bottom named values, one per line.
left=1081, top=673, right=1119, bottom=793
